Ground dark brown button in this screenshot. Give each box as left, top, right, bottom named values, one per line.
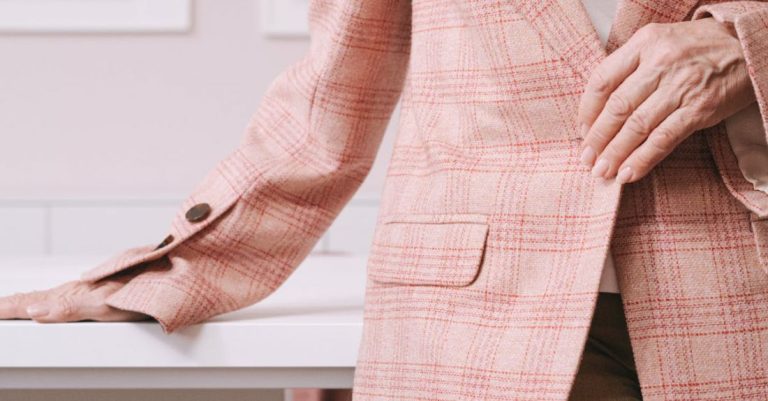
left=154, top=234, right=174, bottom=250
left=185, top=202, right=212, bottom=223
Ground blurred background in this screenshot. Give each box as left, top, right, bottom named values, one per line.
left=0, top=1, right=397, bottom=400
left=0, top=0, right=395, bottom=259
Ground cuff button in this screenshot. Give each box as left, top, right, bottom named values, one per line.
left=185, top=202, right=212, bottom=223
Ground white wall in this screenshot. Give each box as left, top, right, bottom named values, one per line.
left=0, top=0, right=396, bottom=258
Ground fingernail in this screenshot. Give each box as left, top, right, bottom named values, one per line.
left=580, top=146, right=596, bottom=166
left=27, top=303, right=49, bottom=318
left=580, top=123, right=589, bottom=138
left=616, top=166, right=633, bottom=184
left=591, top=158, right=610, bottom=178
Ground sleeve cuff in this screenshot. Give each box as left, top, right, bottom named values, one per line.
left=692, top=2, right=768, bottom=217
left=103, top=260, right=232, bottom=334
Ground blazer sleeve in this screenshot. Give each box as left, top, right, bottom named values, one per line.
left=690, top=2, right=768, bottom=216
left=78, top=0, right=412, bottom=334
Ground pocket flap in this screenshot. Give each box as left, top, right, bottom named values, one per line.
left=367, top=216, right=489, bottom=286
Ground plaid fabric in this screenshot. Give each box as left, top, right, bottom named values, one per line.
left=79, top=0, right=768, bottom=399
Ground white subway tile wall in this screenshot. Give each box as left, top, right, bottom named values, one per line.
left=0, top=197, right=379, bottom=258
left=49, top=203, right=179, bottom=255
left=0, top=0, right=400, bottom=261
left=0, top=207, right=48, bottom=255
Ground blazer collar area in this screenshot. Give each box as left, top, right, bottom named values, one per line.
left=512, top=0, right=701, bottom=82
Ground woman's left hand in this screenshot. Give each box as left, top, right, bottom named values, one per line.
left=577, top=17, right=756, bottom=184
left=0, top=271, right=152, bottom=324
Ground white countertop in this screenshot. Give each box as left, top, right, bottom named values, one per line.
left=0, top=254, right=368, bottom=389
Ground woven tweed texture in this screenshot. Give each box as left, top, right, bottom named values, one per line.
left=80, top=1, right=768, bottom=399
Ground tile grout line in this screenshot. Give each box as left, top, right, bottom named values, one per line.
left=2, top=197, right=380, bottom=257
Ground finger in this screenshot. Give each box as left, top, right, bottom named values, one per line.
left=577, top=37, right=643, bottom=138
left=27, top=293, right=85, bottom=323
left=0, top=290, right=50, bottom=319
left=594, top=89, right=679, bottom=179
left=615, top=108, right=694, bottom=184
left=582, top=68, right=661, bottom=176
left=31, top=282, right=151, bottom=323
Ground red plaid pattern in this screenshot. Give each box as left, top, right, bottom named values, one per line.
left=80, top=0, right=768, bottom=399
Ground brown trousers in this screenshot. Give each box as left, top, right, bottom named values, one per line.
left=568, top=292, right=642, bottom=400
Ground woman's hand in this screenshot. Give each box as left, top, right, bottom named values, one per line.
left=578, top=17, right=756, bottom=184
left=0, top=273, right=151, bottom=323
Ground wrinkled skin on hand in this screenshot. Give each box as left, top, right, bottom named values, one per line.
left=578, top=17, right=756, bottom=183
left=0, top=266, right=151, bottom=324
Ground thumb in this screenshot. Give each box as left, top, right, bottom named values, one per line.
left=26, top=302, right=52, bottom=319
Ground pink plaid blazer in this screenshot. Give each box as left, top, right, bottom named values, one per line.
left=80, top=0, right=768, bottom=399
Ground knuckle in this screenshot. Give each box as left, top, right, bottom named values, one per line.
left=588, top=68, right=612, bottom=94
left=635, top=23, right=661, bottom=45
left=638, top=22, right=668, bottom=40
left=606, top=93, right=634, bottom=118
left=643, top=22, right=660, bottom=33
left=588, top=127, right=610, bottom=144
left=55, top=294, right=77, bottom=319
left=636, top=23, right=656, bottom=40
left=648, top=128, right=676, bottom=153
left=624, top=111, right=653, bottom=137
left=683, top=69, right=708, bottom=88
left=651, top=41, right=682, bottom=66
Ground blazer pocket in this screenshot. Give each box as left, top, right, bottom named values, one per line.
left=749, top=212, right=768, bottom=277
left=366, top=214, right=490, bottom=287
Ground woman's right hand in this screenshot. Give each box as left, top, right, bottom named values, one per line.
left=0, top=272, right=151, bottom=324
